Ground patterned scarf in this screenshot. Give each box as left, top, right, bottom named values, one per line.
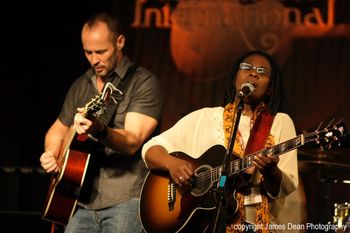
left=223, top=102, right=275, bottom=233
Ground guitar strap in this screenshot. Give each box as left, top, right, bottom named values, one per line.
left=240, top=109, right=275, bottom=232
left=244, top=109, right=275, bottom=156
left=98, top=64, right=139, bottom=126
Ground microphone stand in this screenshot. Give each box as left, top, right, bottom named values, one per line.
left=209, top=96, right=244, bottom=233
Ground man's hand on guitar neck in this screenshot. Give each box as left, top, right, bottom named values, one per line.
left=74, top=107, right=105, bottom=136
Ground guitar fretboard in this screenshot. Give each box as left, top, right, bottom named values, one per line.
left=191, top=123, right=343, bottom=187
left=210, top=134, right=307, bottom=182
left=230, top=134, right=304, bottom=174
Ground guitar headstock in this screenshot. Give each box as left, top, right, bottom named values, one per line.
left=84, top=82, right=123, bottom=118
left=308, top=119, right=349, bottom=151
left=84, top=94, right=105, bottom=117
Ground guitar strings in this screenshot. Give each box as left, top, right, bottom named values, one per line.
left=186, top=127, right=337, bottom=185
left=188, top=137, right=303, bottom=185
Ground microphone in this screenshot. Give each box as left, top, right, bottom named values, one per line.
left=237, top=82, right=255, bottom=98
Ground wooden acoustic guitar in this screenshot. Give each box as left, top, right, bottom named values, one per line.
left=42, top=82, right=121, bottom=225
left=139, top=121, right=347, bottom=233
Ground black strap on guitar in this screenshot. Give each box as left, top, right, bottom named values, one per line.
left=98, top=63, right=139, bottom=126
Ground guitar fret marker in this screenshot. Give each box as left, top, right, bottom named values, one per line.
left=234, top=162, right=239, bottom=172
left=280, top=142, right=286, bottom=152
left=247, top=156, right=252, bottom=166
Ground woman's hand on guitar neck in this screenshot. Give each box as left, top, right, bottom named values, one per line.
left=253, top=153, right=279, bottom=173
left=253, top=153, right=282, bottom=196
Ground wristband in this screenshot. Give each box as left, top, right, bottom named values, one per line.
left=92, top=124, right=108, bottom=140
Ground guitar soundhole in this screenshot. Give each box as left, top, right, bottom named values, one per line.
left=191, top=165, right=213, bottom=197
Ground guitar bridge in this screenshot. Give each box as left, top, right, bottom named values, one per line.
left=167, top=181, right=176, bottom=211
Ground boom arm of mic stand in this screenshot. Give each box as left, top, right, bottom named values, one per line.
left=209, top=98, right=245, bottom=233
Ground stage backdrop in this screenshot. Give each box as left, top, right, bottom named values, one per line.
left=0, top=0, right=349, bottom=232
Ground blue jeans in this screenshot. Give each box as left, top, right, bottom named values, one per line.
left=64, top=198, right=142, bottom=233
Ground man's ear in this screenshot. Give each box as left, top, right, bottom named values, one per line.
left=116, top=34, right=125, bottom=51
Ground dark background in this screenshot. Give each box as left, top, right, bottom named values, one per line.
left=1, top=0, right=349, bottom=232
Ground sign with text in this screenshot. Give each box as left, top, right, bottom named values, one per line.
left=131, top=0, right=350, bottom=79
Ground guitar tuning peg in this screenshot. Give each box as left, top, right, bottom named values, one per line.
left=316, top=121, right=324, bottom=131
left=338, top=141, right=341, bottom=147
left=334, top=118, right=344, bottom=127
left=326, top=118, right=335, bottom=128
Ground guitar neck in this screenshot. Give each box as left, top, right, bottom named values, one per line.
left=211, top=132, right=318, bottom=182
left=230, top=134, right=305, bottom=174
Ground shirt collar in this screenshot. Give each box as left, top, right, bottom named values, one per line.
left=87, top=56, right=134, bottom=82
left=114, top=56, right=134, bottom=80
